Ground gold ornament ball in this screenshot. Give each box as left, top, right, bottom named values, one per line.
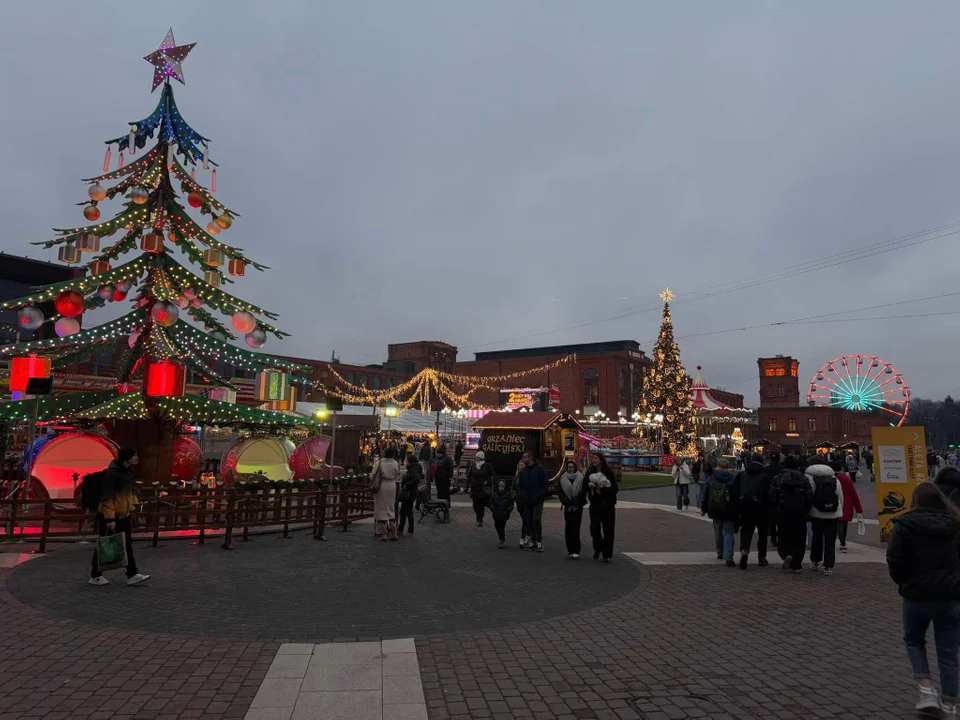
left=83, top=205, right=101, bottom=221
left=88, top=183, right=106, bottom=202
left=215, top=214, right=232, bottom=230
left=130, top=186, right=150, bottom=205
left=206, top=222, right=221, bottom=236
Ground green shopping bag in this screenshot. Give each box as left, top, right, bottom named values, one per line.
left=96, top=533, right=127, bottom=572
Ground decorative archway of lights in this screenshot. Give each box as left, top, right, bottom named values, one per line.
left=806, top=355, right=910, bottom=426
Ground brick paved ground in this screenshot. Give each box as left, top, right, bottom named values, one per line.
left=0, top=504, right=926, bottom=719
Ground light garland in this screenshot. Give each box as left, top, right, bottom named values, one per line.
left=0, top=256, right=150, bottom=311
left=0, top=312, right=141, bottom=356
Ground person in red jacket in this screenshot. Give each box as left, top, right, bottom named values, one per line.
left=831, top=461, right=863, bottom=552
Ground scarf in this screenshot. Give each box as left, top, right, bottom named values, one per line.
left=560, top=471, right=583, bottom=503
left=474, top=459, right=485, bottom=470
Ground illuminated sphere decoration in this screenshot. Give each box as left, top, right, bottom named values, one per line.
left=245, top=327, right=267, bottom=349
left=127, top=330, right=140, bottom=348
left=97, top=285, right=113, bottom=299
left=150, top=300, right=179, bottom=328
left=87, top=183, right=106, bottom=202
left=187, top=191, right=203, bottom=208
left=190, top=297, right=204, bottom=309
left=17, top=306, right=44, bottom=331
left=130, top=186, right=150, bottom=205
left=215, top=214, right=232, bottom=230
left=182, top=286, right=197, bottom=300
left=111, top=288, right=128, bottom=303
left=54, top=290, right=85, bottom=318
left=172, top=294, right=190, bottom=309
left=83, top=205, right=101, bottom=222
left=231, top=310, right=257, bottom=334
left=55, top=317, right=80, bottom=337
left=206, top=221, right=221, bottom=236
left=116, top=279, right=133, bottom=293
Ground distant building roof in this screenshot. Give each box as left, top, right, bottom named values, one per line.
left=474, top=340, right=642, bottom=362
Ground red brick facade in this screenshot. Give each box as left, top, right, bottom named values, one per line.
left=387, top=341, right=457, bottom=373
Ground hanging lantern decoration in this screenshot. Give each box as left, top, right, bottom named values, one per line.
left=204, top=271, right=222, bottom=288
left=127, top=330, right=140, bottom=348
left=187, top=191, right=203, bottom=208
left=55, top=317, right=80, bottom=337
left=54, top=290, right=85, bottom=318
left=129, top=186, right=149, bottom=205
left=128, top=126, right=137, bottom=155
left=103, top=147, right=112, bottom=173
left=245, top=328, right=267, bottom=349
left=83, top=205, right=101, bottom=222
left=215, top=213, right=233, bottom=230
left=203, top=248, right=225, bottom=267
left=206, top=221, right=221, bottom=236
left=150, top=300, right=179, bottom=327
left=231, top=310, right=257, bottom=334
left=140, top=231, right=163, bottom=254
left=76, top=233, right=100, bottom=253
left=87, top=183, right=106, bottom=202
left=111, top=288, right=128, bottom=303
left=167, top=141, right=178, bottom=169
left=190, top=297, right=204, bottom=309
left=89, top=260, right=112, bottom=275
left=17, top=306, right=44, bottom=331
left=255, top=370, right=289, bottom=401
left=116, top=279, right=132, bottom=293
left=172, top=294, right=190, bottom=310
left=227, top=259, right=245, bottom=277
left=167, top=230, right=178, bottom=243
left=58, top=242, right=81, bottom=264
left=211, top=168, right=217, bottom=192
left=182, top=287, right=197, bottom=300
left=145, top=360, right=186, bottom=398
left=97, top=285, right=113, bottom=299
left=203, top=142, right=209, bottom=170
left=9, top=355, right=53, bottom=394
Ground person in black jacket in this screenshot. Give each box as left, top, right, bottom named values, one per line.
left=487, top=480, right=515, bottom=549
left=557, top=460, right=589, bottom=558
left=935, top=467, right=960, bottom=506
left=737, top=453, right=771, bottom=570
left=887, top=483, right=960, bottom=717
left=586, top=453, right=618, bottom=563
left=467, top=451, right=497, bottom=526
left=770, top=455, right=813, bottom=572
left=764, top=451, right=782, bottom=547
left=433, top=445, right=455, bottom=503
left=397, top=455, right=422, bottom=538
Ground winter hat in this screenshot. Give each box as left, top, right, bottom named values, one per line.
left=475, top=451, right=485, bottom=460
left=117, top=447, right=137, bottom=464
left=783, top=455, right=799, bottom=470
left=805, top=464, right=835, bottom=479
left=751, top=452, right=764, bottom=463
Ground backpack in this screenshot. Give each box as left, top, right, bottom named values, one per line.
left=708, top=480, right=729, bottom=515
left=777, top=476, right=808, bottom=519
left=80, top=470, right=106, bottom=511
left=812, top=477, right=839, bottom=513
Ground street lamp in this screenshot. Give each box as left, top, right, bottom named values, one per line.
left=385, top=405, right=398, bottom=437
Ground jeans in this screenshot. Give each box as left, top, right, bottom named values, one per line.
left=903, top=599, right=960, bottom=702
left=398, top=500, right=415, bottom=535
left=590, top=505, right=616, bottom=559
left=91, top=515, right=138, bottom=579
left=694, top=481, right=704, bottom=508
left=522, top=501, right=544, bottom=543
left=494, top=516, right=507, bottom=542
left=675, top=484, right=690, bottom=510
left=739, top=502, right=768, bottom=560
left=564, top=508, right=584, bottom=555
left=777, top=517, right=807, bottom=570
left=712, top=519, right=735, bottom=561
left=472, top=498, right=486, bottom=525
left=810, top=518, right=839, bottom=569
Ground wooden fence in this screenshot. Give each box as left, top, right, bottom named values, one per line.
left=0, top=483, right=375, bottom=552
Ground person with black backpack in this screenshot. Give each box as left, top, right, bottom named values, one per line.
left=806, top=463, right=843, bottom=576
left=397, top=454, right=422, bottom=539
left=701, top=458, right=740, bottom=567
left=771, top=455, right=813, bottom=572
left=736, top=452, right=771, bottom=570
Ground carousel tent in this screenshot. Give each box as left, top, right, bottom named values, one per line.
left=690, top=366, right=739, bottom=412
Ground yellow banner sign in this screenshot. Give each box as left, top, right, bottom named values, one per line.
left=871, top=425, right=928, bottom=541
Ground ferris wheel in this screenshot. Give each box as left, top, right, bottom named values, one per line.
left=806, top=354, right=910, bottom=426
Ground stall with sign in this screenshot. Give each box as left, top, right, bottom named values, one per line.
left=471, top=411, right=583, bottom=481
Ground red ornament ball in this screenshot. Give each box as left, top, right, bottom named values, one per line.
left=111, top=288, right=128, bottom=303
left=54, top=290, right=85, bottom=318
left=83, top=205, right=101, bottom=222
left=187, top=191, right=203, bottom=208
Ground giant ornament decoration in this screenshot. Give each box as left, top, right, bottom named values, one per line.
left=215, top=214, right=232, bottom=230
left=97, top=285, right=113, bottom=299
left=231, top=310, right=256, bottom=334
left=245, top=327, right=267, bottom=349
left=54, top=290, right=85, bottom=318
left=130, top=186, right=150, bottom=205
left=17, top=306, right=44, bottom=331
left=172, top=294, right=190, bottom=309
left=55, top=317, right=80, bottom=337
left=83, top=205, right=101, bottom=222
left=87, top=183, right=106, bottom=202
left=127, top=330, right=140, bottom=348
left=150, top=300, right=179, bottom=327
left=187, top=191, right=203, bottom=208
left=206, top=221, right=221, bottom=236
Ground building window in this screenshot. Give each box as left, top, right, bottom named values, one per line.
left=373, top=376, right=381, bottom=390
left=777, top=384, right=785, bottom=398
left=808, top=417, right=816, bottom=431
left=583, top=369, right=600, bottom=407
left=360, top=374, right=368, bottom=388
left=787, top=418, right=797, bottom=432
left=619, top=370, right=629, bottom=411
left=347, top=373, right=355, bottom=385
left=768, top=419, right=777, bottom=432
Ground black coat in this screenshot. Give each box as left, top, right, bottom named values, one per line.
left=557, top=474, right=589, bottom=510
left=936, top=468, right=960, bottom=506
left=434, top=455, right=454, bottom=483
left=888, top=507, right=960, bottom=601
left=468, top=461, right=497, bottom=500
left=737, top=461, right=769, bottom=506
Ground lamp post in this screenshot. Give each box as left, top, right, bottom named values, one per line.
left=385, top=405, right=398, bottom=438
left=314, top=408, right=332, bottom=479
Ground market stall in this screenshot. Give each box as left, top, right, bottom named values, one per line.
left=471, top=411, right=583, bottom=480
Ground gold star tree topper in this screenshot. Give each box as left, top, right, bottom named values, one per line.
left=659, top=287, right=675, bottom=304
left=144, top=28, right=196, bottom=92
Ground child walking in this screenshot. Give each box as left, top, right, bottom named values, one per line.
left=488, top=480, right=515, bottom=549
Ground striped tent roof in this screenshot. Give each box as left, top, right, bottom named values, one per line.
left=690, top=366, right=736, bottom=412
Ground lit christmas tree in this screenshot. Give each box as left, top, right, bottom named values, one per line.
left=638, top=288, right=693, bottom=454
left=0, top=30, right=312, bottom=483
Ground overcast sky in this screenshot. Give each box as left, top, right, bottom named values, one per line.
left=2, top=1, right=960, bottom=405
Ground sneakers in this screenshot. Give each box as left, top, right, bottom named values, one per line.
left=839, top=545, right=848, bottom=553
left=536, top=543, right=544, bottom=553
left=519, top=537, right=528, bottom=549
left=725, top=560, right=736, bottom=567
left=941, top=701, right=957, bottom=719
left=781, top=556, right=792, bottom=571
left=758, top=558, right=769, bottom=568
left=739, top=552, right=748, bottom=570
left=498, top=541, right=504, bottom=550
left=716, top=553, right=723, bottom=560
left=601, top=557, right=611, bottom=564
left=571, top=553, right=580, bottom=559
left=810, top=562, right=820, bottom=571
left=594, top=551, right=601, bottom=560
left=127, top=573, right=151, bottom=586
left=915, top=686, right=940, bottom=713
left=88, top=576, right=109, bottom=586
left=823, top=567, right=834, bottom=576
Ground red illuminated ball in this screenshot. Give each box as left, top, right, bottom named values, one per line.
left=54, top=290, right=85, bottom=318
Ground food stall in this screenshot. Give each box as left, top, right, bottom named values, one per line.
left=471, top=411, right=583, bottom=481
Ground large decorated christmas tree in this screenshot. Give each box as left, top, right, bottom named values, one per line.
left=0, top=30, right=312, bottom=482
left=637, top=288, right=693, bottom=454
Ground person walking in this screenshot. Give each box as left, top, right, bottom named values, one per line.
left=587, top=453, right=618, bottom=563
left=807, top=463, right=843, bottom=575
left=845, top=451, right=859, bottom=483
left=832, top=461, right=863, bottom=553
left=89, top=448, right=150, bottom=587
left=454, top=439, right=464, bottom=470
left=397, top=454, right=422, bottom=538
left=701, top=458, right=740, bottom=567
left=692, top=452, right=707, bottom=508
left=764, top=450, right=782, bottom=548
left=558, top=460, right=588, bottom=558
left=433, top=444, right=455, bottom=504
left=468, top=450, right=496, bottom=527
left=771, top=455, right=813, bottom=572
left=517, top=452, right=548, bottom=552
left=488, top=480, right=515, bottom=549
left=864, top=447, right=875, bottom=482
left=671, top=457, right=693, bottom=511
left=737, top=452, right=771, bottom=569
left=887, top=483, right=960, bottom=719
left=419, top=439, right=433, bottom=487
left=371, top=447, right=401, bottom=541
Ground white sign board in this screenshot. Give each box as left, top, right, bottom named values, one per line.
left=878, top=445, right=907, bottom=484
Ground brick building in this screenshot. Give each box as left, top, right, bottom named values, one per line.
left=756, top=355, right=887, bottom=449
left=387, top=341, right=457, bottom=373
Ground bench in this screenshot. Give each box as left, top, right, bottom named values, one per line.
left=417, top=489, right=450, bottom=524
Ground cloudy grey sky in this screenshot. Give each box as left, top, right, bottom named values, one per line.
left=2, top=1, right=960, bottom=405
